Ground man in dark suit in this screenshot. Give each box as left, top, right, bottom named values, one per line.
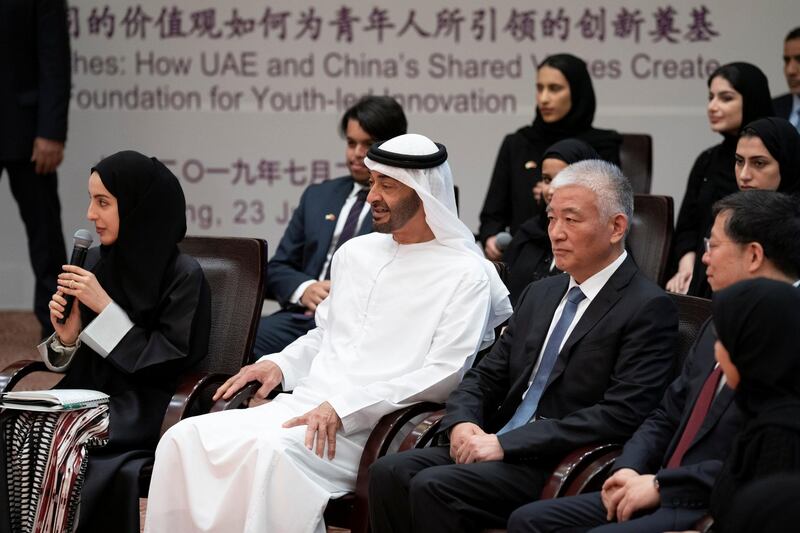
left=773, top=27, right=800, bottom=131
left=253, top=96, right=407, bottom=358
left=506, top=190, right=800, bottom=533
left=0, top=0, right=70, bottom=336
left=368, top=160, right=679, bottom=533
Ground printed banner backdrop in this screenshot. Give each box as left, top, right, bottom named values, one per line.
left=1, top=0, right=797, bottom=308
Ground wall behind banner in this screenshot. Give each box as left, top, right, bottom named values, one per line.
left=1, top=0, right=797, bottom=309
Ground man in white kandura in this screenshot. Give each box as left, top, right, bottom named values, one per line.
left=143, top=133, right=512, bottom=533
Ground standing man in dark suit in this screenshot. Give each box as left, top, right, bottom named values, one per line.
left=253, top=96, right=407, bottom=358
left=773, top=27, right=800, bottom=132
left=506, top=190, right=800, bottom=533
left=369, top=160, right=679, bottom=533
left=0, top=0, right=70, bottom=337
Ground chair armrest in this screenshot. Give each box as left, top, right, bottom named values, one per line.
left=398, top=408, right=446, bottom=451
left=159, top=371, right=233, bottom=437
left=347, top=402, right=443, bottom=533
left=540, top=443, right=623, bottom=499
left=0, top=360, right=51, bottom=392
left=207, top=381, right=285, bottom=413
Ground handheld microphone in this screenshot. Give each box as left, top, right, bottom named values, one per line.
left=58, top=229, right=94, bottom=324
left=495, top=231, right=513, bottom=252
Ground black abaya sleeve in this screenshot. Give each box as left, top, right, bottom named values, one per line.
left=674, top=149, right=713, bottom=258
left=102, top=254, right=211, bottom=376
left=479, top=134, right=515, bottom=243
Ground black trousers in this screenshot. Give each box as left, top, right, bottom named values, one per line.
left=252, top=308, right=316, bottom=361
left=506, top=491, right=708, bottom=533
left=0, top=160, right=66, bottom=336
left=369, top=445, right=553, bottom=533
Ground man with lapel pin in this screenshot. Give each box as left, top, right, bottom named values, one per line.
left=254, top=96, right=407, bottom=359
left=369, top=160, right=679, bottom=533
left=504, top=190, right=800, bottom=533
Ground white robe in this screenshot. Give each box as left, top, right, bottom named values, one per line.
left=144, top=233, right=494, bottom=533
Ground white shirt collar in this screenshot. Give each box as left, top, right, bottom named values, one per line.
left=350, top=181, right=369, bottom=197
left=567, top=250, right=628, bottom=302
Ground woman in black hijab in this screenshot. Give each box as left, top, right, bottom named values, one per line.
left=503, top=139, right=600, bottom=306
left=736, top=117, right=800, bottom=194
left=668, top=62, right=774, bottom=296
left=708, top=278, right=800, bottom=532
left=479, top=53, right=622, bottom=260
left=2, top=151, right=211, bottom=533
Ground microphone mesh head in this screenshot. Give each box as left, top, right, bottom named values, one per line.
left=495, top=231, right=513, bottom=250
left=73, top=229, right=94, bottom=249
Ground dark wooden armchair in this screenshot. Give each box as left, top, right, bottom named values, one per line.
left=620, top=133, right=653, bottom=194
left=629, top=194, right=675, bottom=287
left=397, top=292, right=713, bottom=533
left=0, top=235, right=267, bottom=496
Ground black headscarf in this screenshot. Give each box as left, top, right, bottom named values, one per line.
left=90, top=151, right=187, bottom=325
left=526, top=54, right=596, bottom=142
left=709, top=62, right=774, bottom=135
left=710, top=279, right=800, bottom=528
left=740, top=117, right=800, bottom=194
left=712, top=278, right=800, bottom=419
left=541, top=138, right=600, bottom=165
left=513, top=54, right=620, bottom=188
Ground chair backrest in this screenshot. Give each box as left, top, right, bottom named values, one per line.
left=668, top=292, right=712, bottom=370
left=178, top=236, right=267, bottom=376
left=628, top=194, right=674, bottom=287
left=620, top=133, right=653, bottom=194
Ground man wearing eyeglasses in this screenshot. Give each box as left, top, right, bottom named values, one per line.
left=505, top=190, right=800, bottom=533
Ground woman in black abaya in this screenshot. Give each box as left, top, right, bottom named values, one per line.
left=479, top=53, right=622, bottom=260
left=708, top=278, right=800, bottom=532
left=1, top=151, right=211, bottom=533
left=667, top=62, right=773, bottom=296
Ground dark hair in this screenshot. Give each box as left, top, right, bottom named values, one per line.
left=786, top=27, right=800, bottom=42
left=339, top=96, right=407, bottom=142
left=712, top=191, right=800, bottom=278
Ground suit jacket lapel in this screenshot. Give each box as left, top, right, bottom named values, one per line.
left=692, top=381, right=735, bottom=445
left=312, top=178, right=354, bottom=273
left=546, top=256, right=635, bottom=388
left=508, top=278, right=569, bottom=402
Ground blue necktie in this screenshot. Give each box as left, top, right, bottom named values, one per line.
left=498, top=286, right=586, bottom=435
left=325, top=188, right=368, bottom=279
left=792, top=108, right=800, bottom=133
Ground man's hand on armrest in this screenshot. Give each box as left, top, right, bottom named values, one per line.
left=213, top=360, right=284, bottom=402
